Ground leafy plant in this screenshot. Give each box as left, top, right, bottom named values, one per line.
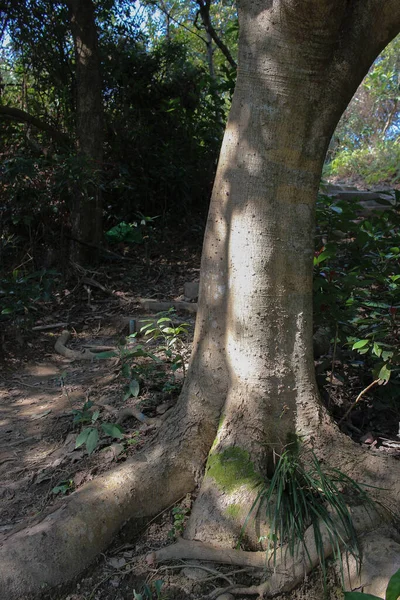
left=243, top=437, right=377, bottom=586
left=133, top=580, right=165, bottom=600
left=51, top=480, right=74, bottom=496
left=95, top=338, right=160, bottom=403
left=0, top=268, right=60, bottom=318
left=168, top=506, right=189, bottom=539
left=344, top=568, right=400, bottom=600
left=314, top=193, right=400, bottom=390
left=141, top=308, right=189, bottom=378
left=72, top=399, right=124, bottom=455
left=105, top=214, right=158, bottom=245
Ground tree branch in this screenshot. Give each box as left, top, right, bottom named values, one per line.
left=0, top=105, right=71, bottom=146
left=195, top=0, right=237, bottom=69
left=325, top=0, right=400, bottom=115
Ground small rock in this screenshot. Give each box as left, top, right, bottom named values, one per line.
left=360, top=432, right=375, bottom=444
left=108, top=556, right=127, bottom=569
left=182, top=560, right=208, bottom=580
left=184, top=281, right=199, bottom=301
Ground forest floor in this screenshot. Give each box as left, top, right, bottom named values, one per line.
left=0, top=222, right=399, bottom=600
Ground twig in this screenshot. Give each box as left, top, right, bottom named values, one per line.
left=11, top=378, right=59, bottom=392
left=32, top=322, right=68, bottom=331
left=338, top=379, right=380, bottom=424
left=82, top=345, right=116, bottom=351
left=328, top=323, right=339, bottom=407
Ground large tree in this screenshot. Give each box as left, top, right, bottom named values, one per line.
left=1, top=1, right=400, bottom=598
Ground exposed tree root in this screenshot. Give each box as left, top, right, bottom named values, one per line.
left=0, top=448, right=194, bottom=599
left=147, top=538, right=269, bottom=569
left=55, top=330, right=100, bottom=360
left=151, top=507, right=382, bottom=599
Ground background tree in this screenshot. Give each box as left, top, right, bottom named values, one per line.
left=0, top=0, right=230, bottom=269
left=65, top=0, right=104, bottom=264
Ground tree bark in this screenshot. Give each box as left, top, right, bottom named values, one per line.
left=1, top=1, right=400, bottom=598
left=0, top=105, right=71, bottom=146
left=66, top=0, right=104, bottom=264
left=180, top=0, right=400, bottom=546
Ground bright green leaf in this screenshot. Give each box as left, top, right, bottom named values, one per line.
left=352, top=339, right=370, bottom=350
left=378, top=364, right=391, bottom=382
left=86, top=428, right=99, bottom=454
left=386, top=568, right=400, bottom=600
left=101, top=423, right=124, bottom=439
left=373, top=343, right=382, bottom=357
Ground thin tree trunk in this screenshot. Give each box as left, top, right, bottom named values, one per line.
left=205, top=30, right=215, bottom=79
left=196, top=0, right=237, bottom=69
left=67, top=0, right=104, bottom=264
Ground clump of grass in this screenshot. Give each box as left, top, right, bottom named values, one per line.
left=243, top=436, right=377, bottom=585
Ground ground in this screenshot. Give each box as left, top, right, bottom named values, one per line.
left=1, top=218, right=399, bottom=600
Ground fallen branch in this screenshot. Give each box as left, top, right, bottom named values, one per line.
left=32, top=322, right=68, bottom=331
left=55, top=331, right=98, bottom=360
left=338, top=379, right=381, bottom=425
left=136, top=298, right=198, bottom=314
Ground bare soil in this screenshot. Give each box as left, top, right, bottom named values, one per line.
left=1, top=237, right=399, bottom=600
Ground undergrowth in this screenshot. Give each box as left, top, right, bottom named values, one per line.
left=243, top=436, right=378, bottom=590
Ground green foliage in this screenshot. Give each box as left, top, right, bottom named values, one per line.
left=244, top=438, right=377, bottom=586
left=51, top=479, right=74, bottom=496
left=314, top=193, right=400, bottom=385
left=133, top=580, right=165, bottom=600
left=344, top=568, right=400, bottom=600
left=326, top=140, right=400, bottom=184
left=0, top=268, right=59, bottom=318
left=168, top=506, right=189, bottom=539
left=72, top=399, right=124, bottom=455
left=96, top=339, right=160, bottom=402
left=105, top=215, right=158, bottom=245
left=141, top=308, right=189, bottom=377
left=94, top=312, right=188, bottom=412
left=327, top=34, right=400, bottom=186
left=102, top=37, right=226, bottom=221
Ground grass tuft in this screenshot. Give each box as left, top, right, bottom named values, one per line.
left=242, top=437, right=378, bottom=589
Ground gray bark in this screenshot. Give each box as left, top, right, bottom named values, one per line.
left=183, top=0, right=400, bottom=544
left=1, top=1, right=400, bottom=597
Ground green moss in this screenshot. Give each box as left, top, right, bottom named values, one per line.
left=225, top=503, right=241, bottom=519
left=210, top=413, right=225, bottom=452
left=206, top=447, right=261, bottom=493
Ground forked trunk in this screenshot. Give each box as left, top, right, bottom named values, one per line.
left=1, top=3, right=400, bottom=598
left=181, top=0, right=400, bottom=546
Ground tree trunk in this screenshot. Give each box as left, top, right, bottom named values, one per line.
left=1, top=2, right=400, bottom=598
left=67, top=0, right=104, bottom=264
left=180, top=0, right=400, bottom=546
